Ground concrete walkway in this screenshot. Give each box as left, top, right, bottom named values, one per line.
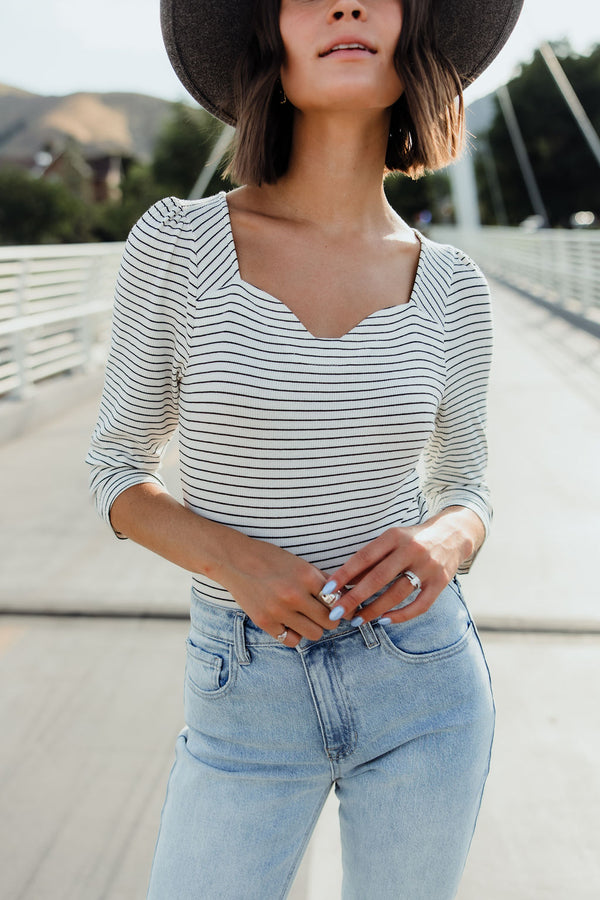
left=1, top=279, right=599, bottom=898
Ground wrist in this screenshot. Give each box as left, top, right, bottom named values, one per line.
left=424, top=506, right=483, bottom=566
left=199, top=524, right=259, bottom=585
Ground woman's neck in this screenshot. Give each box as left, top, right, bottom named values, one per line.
left=255, top=108, right=401, bottom=237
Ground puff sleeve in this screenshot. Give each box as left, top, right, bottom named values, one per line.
left=86, top=197, right=194, bottom=536
left=420, top=249, right=493, bottom=572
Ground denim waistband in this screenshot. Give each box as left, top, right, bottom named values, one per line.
left=189, top=587, right=381, bottom=651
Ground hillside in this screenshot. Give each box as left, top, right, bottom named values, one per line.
left=0, top=84, right=177, bottom=162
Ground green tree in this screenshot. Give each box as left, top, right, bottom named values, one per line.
left=151, top=102, right=232, bottom=198
left=384, top=170, right=453, bottom=227
left=94, top=104, right=234, bottom=240
left=0, top=168, right=93, bottom=245
left=93, top=161, right=166, bottom=241
left=480, top=43, right=600, bottom=226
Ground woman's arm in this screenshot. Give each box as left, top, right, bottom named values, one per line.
left=110, top=483, right=334, bottom=642
left=320, top=506, right=485, bottom=625
left=86, top=198, right=191, bottom=531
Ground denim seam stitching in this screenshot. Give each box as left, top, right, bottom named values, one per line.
left=298, top=652, right=338, bottom=777
left=329, top=640, right=358, bottom=761
left=185, top=643, right=238, bottom=697
left=234, top=612, right=251, bottom=665
left=187, top=627, right=235, bottom=647
left=377, top=621, right=474, bottom=663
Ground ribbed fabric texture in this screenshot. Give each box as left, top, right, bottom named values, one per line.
left=86, top=191, right=493, bottom=605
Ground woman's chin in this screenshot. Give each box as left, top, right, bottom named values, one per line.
left=294, top=93, right=400, bottom=117
left=290, top=82, right=403, bottom=116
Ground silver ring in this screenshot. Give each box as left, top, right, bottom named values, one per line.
left=318, top=589, right=342, bottom=608
left=402, top=570, right=422, bottom=592
left=276, top=629, right=288, bottom=644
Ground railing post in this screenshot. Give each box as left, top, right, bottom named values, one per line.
left=79, top=254, right=97, bottom=374
left=12, top=257, right=33, bottom=401
left=581, top=236, right=595, bottom=316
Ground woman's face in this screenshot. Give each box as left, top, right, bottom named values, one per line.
left=279, top=0, right=404, bottom=114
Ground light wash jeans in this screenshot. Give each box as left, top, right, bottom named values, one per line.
left=147, top=578, right=494, bottom=899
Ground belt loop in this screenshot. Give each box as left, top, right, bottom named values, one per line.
left=358, top=621, right=380, bottom=649
left=234, top=613, right=251, bottom=665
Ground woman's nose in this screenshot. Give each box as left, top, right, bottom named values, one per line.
left=328, top=1, right=368, bottom=23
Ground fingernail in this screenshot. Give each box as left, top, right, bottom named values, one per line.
left=329, top=605, right=345, bottom=621
left=377, top=617, right=392, bottom=625
left=350, top=615, right=363, bottom=627
left=322, top=579, right=337, bottom=595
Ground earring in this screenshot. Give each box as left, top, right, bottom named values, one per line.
left=278, top=81, right=287, bottom=104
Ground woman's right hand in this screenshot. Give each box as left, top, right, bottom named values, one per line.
left=217, top=536, right=336, bottom=647
left=109, top=485, right=334, bottom=647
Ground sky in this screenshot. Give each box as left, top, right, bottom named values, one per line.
left=1, top=0, right=600, bottom=108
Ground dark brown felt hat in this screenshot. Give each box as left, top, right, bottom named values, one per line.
left=160, top=0, right=524, bottom=125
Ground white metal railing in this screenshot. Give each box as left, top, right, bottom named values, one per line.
left=430, top=226, right=600, bottom=331
left=1, top=228, right=598, bottom=400
left=0, top=243, right=124, bottom=399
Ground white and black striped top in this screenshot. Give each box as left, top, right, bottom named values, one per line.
left=87, top=191, right=492, bottom=606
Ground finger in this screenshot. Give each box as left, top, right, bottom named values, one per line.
left=270, top=577, right=335, bottom=634
left=306, top=572, right=345, bottom=623
left=325, top=557, right=405, bottom=623
left=351, top=578, right=418, bottom=625
left=323, top=532, right=400, bottom=600
left=306, top=593, right=341, bottom=629
left=378, top=587, right=440, bottom=625
left=283, top=583, right=339, bottom=630
left=275, top=626, right=302, bottom=648
left=286, top=610, right=327, bottom=642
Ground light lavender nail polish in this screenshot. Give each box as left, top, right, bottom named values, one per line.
left=329, top=605, right=345, bottom=621
left=377, top=617, right=392, bottom=626
left=351, top=616, right=363, bottom=627
left=322, top=579, right=337, bottom=595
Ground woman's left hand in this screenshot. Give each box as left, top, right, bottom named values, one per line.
left=323, top=507, right=484, bottom=626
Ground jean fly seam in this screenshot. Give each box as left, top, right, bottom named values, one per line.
left=303, top=640, right=358, bottom=762
left=298, top=650, right=337, bottom=779
left=323, top=643, right=357, bottom=761
left=330, top=639, right=359, bottom=760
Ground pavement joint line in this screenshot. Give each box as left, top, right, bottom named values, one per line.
left=1, top=607, right=600, bottom=636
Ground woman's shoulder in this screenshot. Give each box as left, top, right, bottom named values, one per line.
left=117, top=192, right=234, bottom=305
left=126, top=192, right=236, bottom=290
left=420, top=233, right=488, bottom=286
left=133, top=192, right=227, bottom=239
left=413, top=233, right=491, bottom=330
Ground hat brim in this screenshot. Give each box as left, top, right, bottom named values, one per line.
left=161, top=0, right=524, bottom=125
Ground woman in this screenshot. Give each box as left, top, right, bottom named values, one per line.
left=87, top=1, right=523, bottom=897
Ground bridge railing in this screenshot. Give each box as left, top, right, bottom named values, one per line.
left=1, top=227, right=599, bottom=400
left=430, top=226, right=600, bottom=334
left=0, top=243, right=124, bottom=399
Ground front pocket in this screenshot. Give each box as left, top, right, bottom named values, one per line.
left=185, top=634, right=235, bottom=696
left=379, top=620, right=474, bottom=663
left=377, top=580, right=472, bottom=661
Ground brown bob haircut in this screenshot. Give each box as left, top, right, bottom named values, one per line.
left=226, top=0, right=465, bottom=185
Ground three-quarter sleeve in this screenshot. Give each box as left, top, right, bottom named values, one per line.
left=420, top=250, right=493, bottom=572
left=86, top=197, right=194, bottom=536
